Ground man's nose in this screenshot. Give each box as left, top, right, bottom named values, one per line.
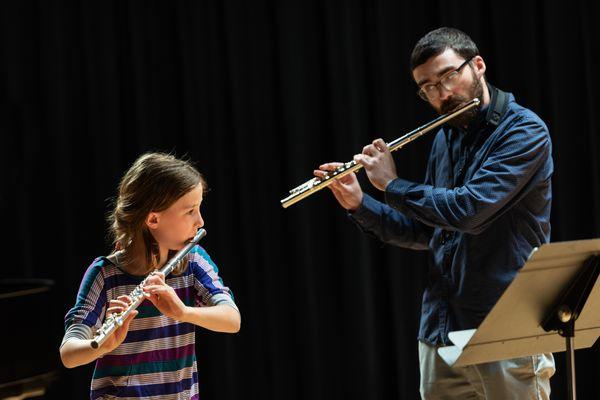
left=438, top=85, right=452, bottom=102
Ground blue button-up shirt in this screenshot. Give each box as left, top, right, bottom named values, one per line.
left=350, top=87, right=553, bottom=345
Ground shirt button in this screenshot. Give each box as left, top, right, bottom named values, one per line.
left=442, top=232, right=452, bottom=243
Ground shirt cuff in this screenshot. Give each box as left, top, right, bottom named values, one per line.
left=61, top=323, right=94, bottom=348
left=384, top=177, right=417, bottom=210
left=347, top=193, right=381, bottom=226
left=208, top=293, right=240, bottom=313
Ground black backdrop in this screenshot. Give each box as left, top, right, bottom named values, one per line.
left=2, top=1, right=599, bottom=399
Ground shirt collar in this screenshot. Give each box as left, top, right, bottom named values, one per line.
left=454, top=83, right=504, bottom=136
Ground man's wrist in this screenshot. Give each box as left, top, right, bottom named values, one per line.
left=348, top=193, right=364, bottom=213
left=384, top=177, right=397, bottom=192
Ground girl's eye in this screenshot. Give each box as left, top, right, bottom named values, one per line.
left=188, top=209, right=195, bottom=214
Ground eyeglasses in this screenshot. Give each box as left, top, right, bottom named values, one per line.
left=417, top=57, right=474, bottom=101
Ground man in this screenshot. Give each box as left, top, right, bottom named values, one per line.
left=316, top=27, right=555, bottom=399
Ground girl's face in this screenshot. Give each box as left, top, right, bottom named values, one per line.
left=146, top=183, right=205, bottom=251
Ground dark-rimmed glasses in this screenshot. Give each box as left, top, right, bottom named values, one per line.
left=417, top=57, right=474, bottom=101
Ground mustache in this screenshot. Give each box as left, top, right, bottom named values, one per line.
left=440, top=96, right=468, bottom=114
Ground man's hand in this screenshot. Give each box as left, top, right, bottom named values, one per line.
left=354, top=138, right=398, bottom=191
left=314, top=163, right=363, bottom=211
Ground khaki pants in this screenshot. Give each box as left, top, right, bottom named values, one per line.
left=419, top=341, right=555, bottom=400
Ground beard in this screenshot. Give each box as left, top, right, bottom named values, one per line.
left=439, top=70, right=484, bottom=129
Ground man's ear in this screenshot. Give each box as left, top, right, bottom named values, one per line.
left=146, top=212, right=160, bottom=230
left=473, top=55, right=486, bottom=79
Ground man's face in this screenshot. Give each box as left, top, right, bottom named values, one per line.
left=412, top=48, right=485, bottom=127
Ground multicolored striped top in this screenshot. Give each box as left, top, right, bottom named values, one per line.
left=62, top=245, right=238, bottom=399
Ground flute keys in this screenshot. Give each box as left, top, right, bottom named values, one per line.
left=329, top=161, right=354, bottom=176
left=280, top=99, right=480, bottom=208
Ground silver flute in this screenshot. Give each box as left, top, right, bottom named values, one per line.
left=280, top=98, right=481, bottom=208
left=90, top=228, right=207, bottom=349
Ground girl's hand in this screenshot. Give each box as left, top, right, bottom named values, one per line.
left=143, top=271, right=187, bottom=321
left=99, top=295, right=138, bottom=354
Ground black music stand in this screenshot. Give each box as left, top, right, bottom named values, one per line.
left=437, top=238, right=600, bottom=400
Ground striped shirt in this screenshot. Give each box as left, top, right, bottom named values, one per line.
left=62, top=245, right=238, bottom=399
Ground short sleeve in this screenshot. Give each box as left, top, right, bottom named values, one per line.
left=64, top=259, right=108, bottom=333
left=188, top=246, right=239, bottom=312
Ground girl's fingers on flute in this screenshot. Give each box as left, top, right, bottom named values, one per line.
left=143, top=285, right=168, bottom=294
left=106, top=306, right=124, bottom=316
left=109, top=299, right=129, bottom=309
left=145, top=273, right=166, bottom=286
left=144, top=275, right=159, bottom=286
left=152, top=271, right=165, bottom=281
left=124, top=310, right=138, bottom=323
left=116, top=295, right=133, bottom=305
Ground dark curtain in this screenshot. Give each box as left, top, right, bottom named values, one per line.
left=1, top=1, right=599, bottom=399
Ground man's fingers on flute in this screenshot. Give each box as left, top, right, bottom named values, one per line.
left=373, top=138, right=388, bottom=152
left=314, top=170, right=328, bottom=179
left=319, top=162, right=343, bottom=171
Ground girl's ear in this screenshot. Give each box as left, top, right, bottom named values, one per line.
left=145, top=212, right=160, bottom=230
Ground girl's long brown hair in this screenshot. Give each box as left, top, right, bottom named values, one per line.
left=108, top=153, right=205, bottom=275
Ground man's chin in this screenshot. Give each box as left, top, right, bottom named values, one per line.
left=447, top=107, right=479, bottom=129
left=447, top=117, right=468, bottom=129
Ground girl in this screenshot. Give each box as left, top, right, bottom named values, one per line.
left=60, top=153, right=240, bottom=399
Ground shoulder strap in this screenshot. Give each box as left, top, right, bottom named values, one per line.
left=486, top=84, right=509, bottom=126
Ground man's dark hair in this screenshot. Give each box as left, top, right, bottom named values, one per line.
left=410, top=27, right=479, bottom=70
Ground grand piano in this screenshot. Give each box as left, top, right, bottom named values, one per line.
left=0, top=279, right=60, bottom=399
